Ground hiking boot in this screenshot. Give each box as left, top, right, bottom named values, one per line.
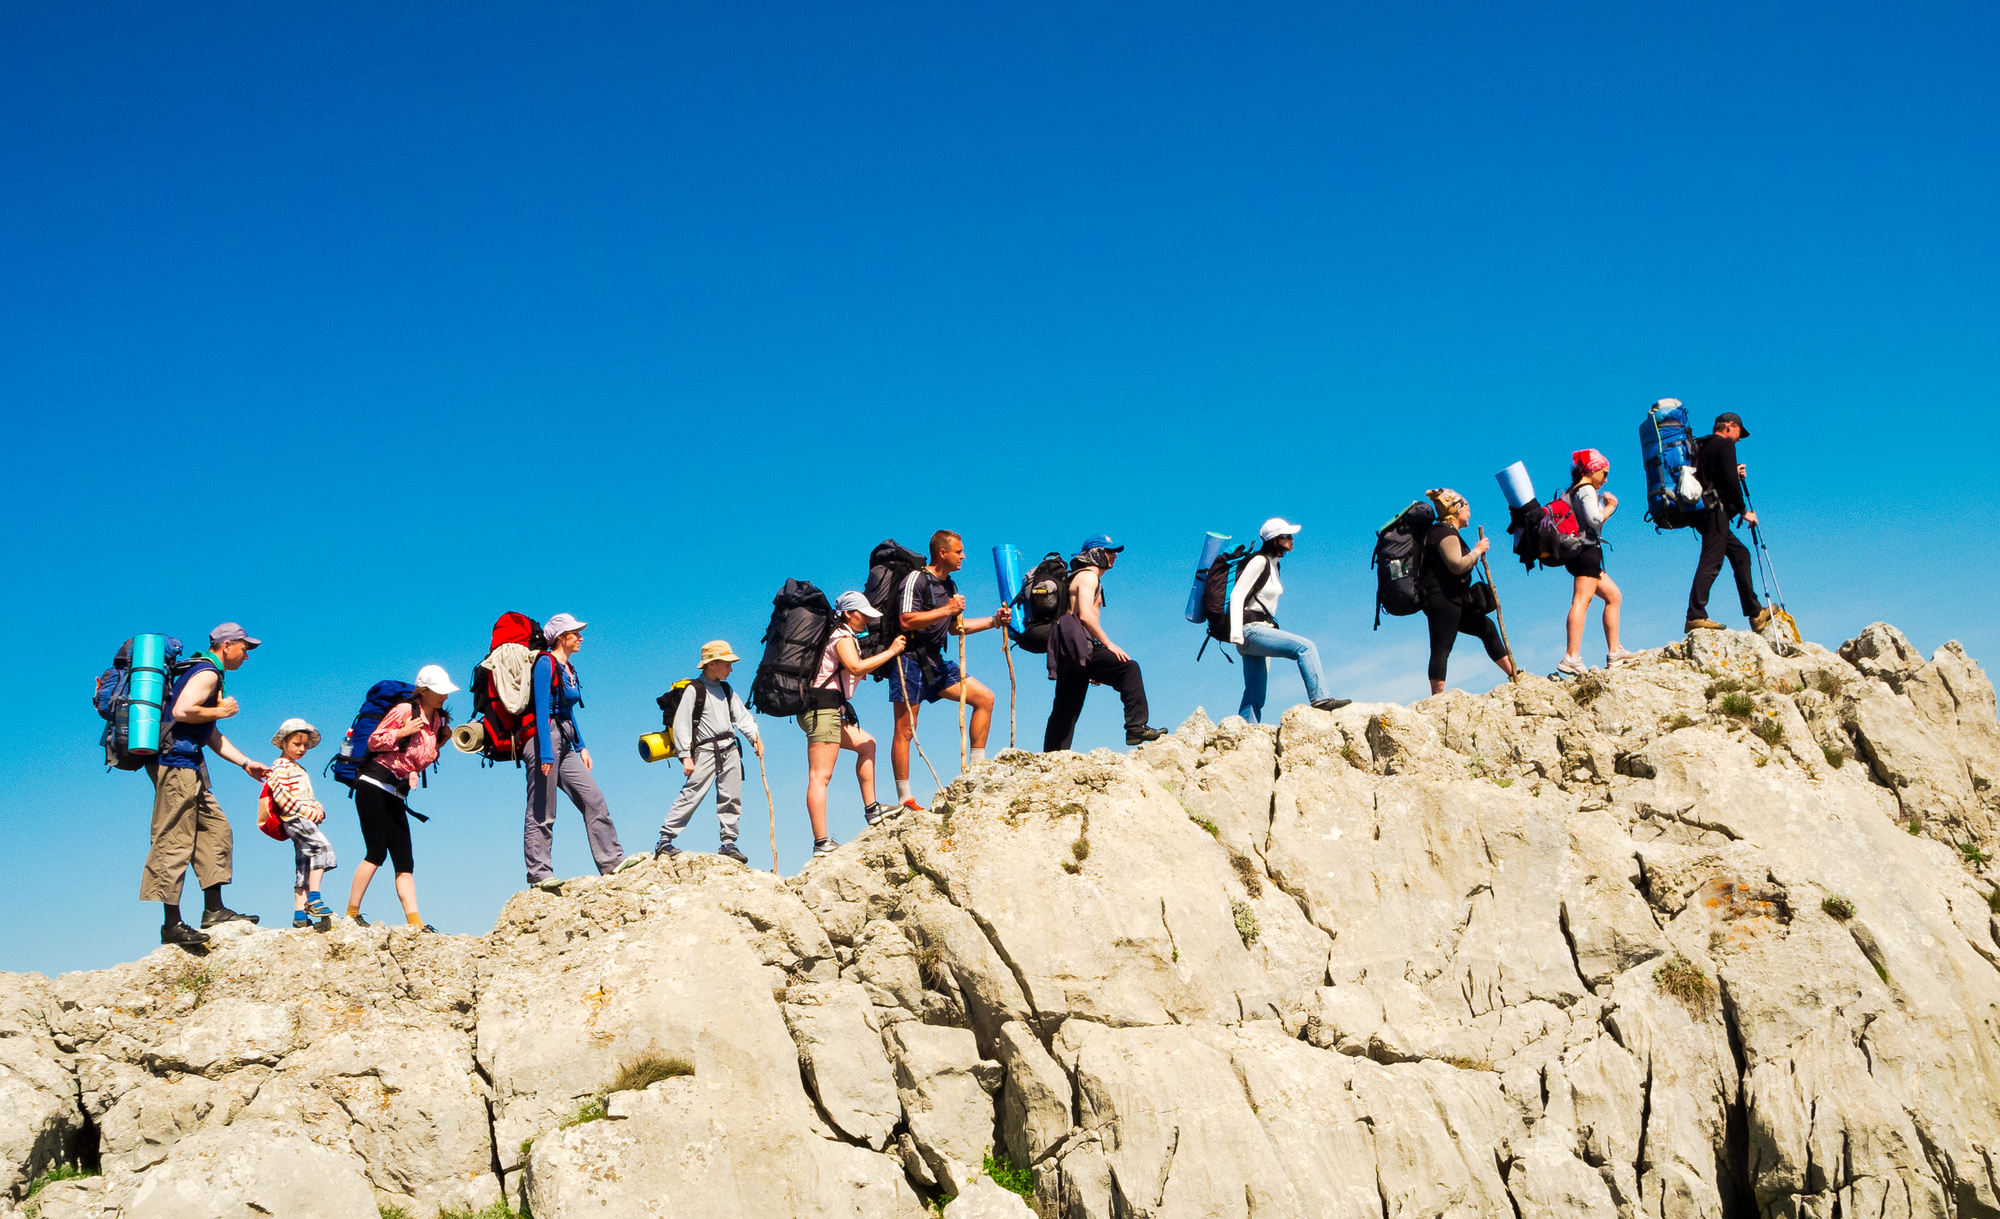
left=1125, top=727, right=1167, bottom=746
left=531, top=877, right=564, bottom=894
left=1310, top=698, right=1353, bottom=712
left=292, top=912, right=315, bottom=930
left=1685, top=617, right=1725, bottom=632
left=1556, top=655, right=1590, bottom=678
left=863, top=802, right=890, bottom=825
left=898, top=799, right=925, bottom=813
left=417, top=924, right=438, bottom=934
left=350, top=912, right=372, bottom=928
left=717, top=843, right=749, bottom=865
left=813, top=836, right=841, bottom=857
left=161, top=922, right=210, bottom=948
left=612, top=854, right=647, bottom=875
left=1751, top=607, right=1773, bottom=631
left=1606, top=648, right=1643, bottom=665
left=200, top=907, right=259, bottom=929
left=654, top=843, right=681, bottom=860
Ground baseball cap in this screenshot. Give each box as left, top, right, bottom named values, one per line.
left=1714, top=412, right=1750, bottom=438
left=209, top=622, right=261, bottom=649
left=544, top=613, right=587, bottom=640
left=1258, top=517, right=1303, bottom=541
left=1078, top=534, right=1125, bottom=554
left=416, top=664, right=460, bottom=695
left=700, top=640, right=742, bottom=666
left=834, top=592, right=882, bottom=619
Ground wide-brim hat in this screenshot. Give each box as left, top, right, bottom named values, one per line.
left=271, top=718, right=320, bottom=749
left=700, top=640, right=741, bottom=666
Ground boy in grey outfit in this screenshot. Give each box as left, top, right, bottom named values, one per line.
left=656, top=640, right=763, bottom=864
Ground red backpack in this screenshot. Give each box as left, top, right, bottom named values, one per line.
left=471, top=612, right=548, bottom=764
left=1533, top=497, right=1585, bottom=568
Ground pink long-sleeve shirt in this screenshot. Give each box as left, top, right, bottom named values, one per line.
left=366, top=702, right=442, bottom=781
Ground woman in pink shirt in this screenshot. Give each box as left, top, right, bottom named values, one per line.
left=797, top=593, right=907, bottom=855
left=344, top=665, right=456, bottom=932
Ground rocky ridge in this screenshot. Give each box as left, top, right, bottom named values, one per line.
left=4, top=622, right=1998, bottom=1218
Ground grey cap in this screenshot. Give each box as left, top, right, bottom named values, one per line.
left=543, top=613, right=587, bottom=640
left=834, top=592, right=882, bottom=619
left=210, top=622, right=261, bottom=648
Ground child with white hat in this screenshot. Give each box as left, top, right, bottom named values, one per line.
left=265, top=718, right=338, bottom=930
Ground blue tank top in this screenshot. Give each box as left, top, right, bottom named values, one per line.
left=157, top=658, right=221, bottom=770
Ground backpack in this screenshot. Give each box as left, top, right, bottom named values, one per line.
left=1372, top=501, right=1436, bottom=628
left=255, top=783, right=287, bottom=841
left=748, top=579, right=838, bottom=718
left=656, top=679, right=735, bottom=755
left=860, top=540, right=927, bottom=658
left=94, top=634, right=193, bottom=770
left=329, top=681, right=419, bottom=787
left=1533, top=496, right=1586, bottom=568
left=1008, top=553, right=1072, bottom=655
left=1199, top=546, right=1276, bottom=643
left=470, top=611, right=548, bottom=764
left=1640, top=399, right=1708, bottom=530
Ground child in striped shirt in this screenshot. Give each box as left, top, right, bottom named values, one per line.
left=266, top=718, right=339, bottom=929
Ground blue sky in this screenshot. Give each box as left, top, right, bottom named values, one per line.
left=4, top=1, right=1995, bottom=976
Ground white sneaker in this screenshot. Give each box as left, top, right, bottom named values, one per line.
left=1556, top=655, right=1590, bottom=677
left=613, top=854, right=647, bottom=874
left=1606, top=648, right=1642, bottom=665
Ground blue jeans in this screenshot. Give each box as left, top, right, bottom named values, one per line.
left=1237, top=623, right=1325, bottom=722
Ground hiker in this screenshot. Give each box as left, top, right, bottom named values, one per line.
left=525, top=614, right=639, bottom=886
left=1686, top=413, right=1771, bottom=632
left=886, top=530, right=1011, bottom=810
left=1557, top=449, right=1640, bottom=675
left=656, top=641, right=762, bottom=862
left=1419, top=491, right=1518, bottom=694
left=346, top=665, right=457, bottom=931
left=264, top=718, right=337, bottom=930
left=1043, top=535, right=1166, bottom=751
left=142, top=623, right=267, bottom=947
left=800, top=594, right=908, bottom=854
left=1226, top=517, right=1351, bottom=721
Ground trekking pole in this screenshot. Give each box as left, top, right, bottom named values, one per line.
left=1740, top=479, right=1801, bottom=642
left=956, top=618, right=969, bottom=771
left=895, top=652, right=943, bottom=791
left=1476, top=527, right=1520, bottom=683
left=754, top=746, right=779, bottom=873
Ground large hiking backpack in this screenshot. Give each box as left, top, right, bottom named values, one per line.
left=1008, top=552, right=1072, bottom=655
left=1199, top=545, right=1275, bottom=643
left=1535, top=496, right=1586, bottom=566
left=94, top=635, right=193, bottom=770
left=470, top=611, right=547, bottom=764
left=1640, top=399, right=1707, bottom=530
left=1372, top=501, right=1436, bottom=627
left=748, top=579, right=838, bottom=718
left=330, top=680, right=419, bottom=787
left=860, top=540, right=926, bottom=647
left=654, top=679, right=735, bottom=756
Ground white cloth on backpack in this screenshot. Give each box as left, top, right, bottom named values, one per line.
left=485, top=643, right=538, bottom=715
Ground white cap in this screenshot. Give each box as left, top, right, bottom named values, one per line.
left=416, top=664, right=460, bottom=695
left=1258, top=517, right=1304, bottom=541
left=834, top=591, right=882, bottom=619
left=544, top=613, right=587, bottom=640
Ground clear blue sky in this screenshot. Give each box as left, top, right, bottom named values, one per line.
left=4, top=2, right=1995, bottom=975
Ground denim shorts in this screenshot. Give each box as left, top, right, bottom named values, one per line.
left=885, top=654, right=960, bottom=705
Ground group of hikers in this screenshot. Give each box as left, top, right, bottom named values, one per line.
left=102, top=404, right=1779, bottom=947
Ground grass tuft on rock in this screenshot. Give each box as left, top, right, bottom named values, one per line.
left=1822, top=744, right=1846, bottom=768
left=1653, top=952, right=1713, bottom=1014
left=1821, top=894, right=1855, bottom=921
left=1228, top=850, right=1264, bottom=897
left=1186, top=806, right=1220, bottom=837
left=1670, top=712, right=1695, bottom=730
left=436, top=1204, right=527, bottom=1219
left=1719, top=692, right=1756, bottom=719
left=560, top=1096, right=607, bottom=1129
left=27, top=1163, right=96, bottom=1200
left=914, top=940, right=951, bottom=991
left=1752, top=718, right=1784, bottom=746
left=1231, top=898, right=1261, bottom=947
left=1960, top=842, right=1994, bottom=865
left=1442, top=1055, right=1494, bottom=1071
left=610, top=1051, right=694, bottom=1095
left=983, top=1151, right=1035, bottom=1197
left=1987, top=888, right=2000, bottom=915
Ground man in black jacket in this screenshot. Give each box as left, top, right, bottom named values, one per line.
left=1686, top=412, right=1772, bottom=632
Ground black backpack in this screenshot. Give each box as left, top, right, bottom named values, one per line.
left=1199, top=546, right=1276, bottom=643
left=748, top=579, right=838, bottom=718
left=1008, top=552, right=1072, bottom=655
left=859, top=540, right=926, bottom=659
left=1372, top=500, right=1437, bottom=628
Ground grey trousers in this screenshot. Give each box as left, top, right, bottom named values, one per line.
left=523, top=722, right=627, bottom=884
left=657, top=741, right=743, bottom=850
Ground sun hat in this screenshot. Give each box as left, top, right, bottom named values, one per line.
left=1258, top=517, right=1303, bottom=541
left=1078, top=533, right=1124, bottom=554
left=834, top=592, right=882, bottom=619
left=210, top=622, right=261, bottom=649
left=270, top=718, right=320, bottom=749
left=415, top=664, right=460, bottom=695
left=544, top=613, right=587, bottom=640
left=1571, top=448, right=1609, bottom=474
left=700, top=640, right=741, bottom=667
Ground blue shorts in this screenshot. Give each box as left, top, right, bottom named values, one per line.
left=886, top=654, right=961, bottom=705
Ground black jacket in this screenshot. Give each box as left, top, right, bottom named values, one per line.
left=1694, top=434, right=1746, bottom=517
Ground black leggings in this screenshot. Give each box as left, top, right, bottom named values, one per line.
left=354, top=784, right=415, bottom=874
left=1423, top=595, right=1507, bottom=683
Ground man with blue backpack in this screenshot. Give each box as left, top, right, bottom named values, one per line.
left=142, top=623, right=268, bottom=947
left=1685, top=412, right=1772, bottom=633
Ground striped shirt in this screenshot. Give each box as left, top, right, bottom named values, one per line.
left=266, top=758, right=326, bottom=822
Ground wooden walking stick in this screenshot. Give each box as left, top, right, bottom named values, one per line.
left=999, top=624, right=1016, bottom=750
left=754, top=746, right=779, bottom=873
left=895, top=648, right=942, bottom=791
left=1477, top=526, right=1520, bottom=683
left=956, top=618, right=969, bottom=771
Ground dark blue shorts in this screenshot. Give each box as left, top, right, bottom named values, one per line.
left=885, top=654, right=961, bottom=705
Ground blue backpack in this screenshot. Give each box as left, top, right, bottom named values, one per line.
left=93, top=636, right=190, bottom=771
left=1640, top=399, right=1711, bottom=530
left=329, top=680, right=419, bottom=787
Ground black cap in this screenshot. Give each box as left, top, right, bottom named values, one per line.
left=1713, top=411, right=1750, bottom=438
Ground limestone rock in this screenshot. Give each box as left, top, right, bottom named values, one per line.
left=0, top=972, right=81, bottom=1200
left=785, top=981, right=900, bottom=1149
left=891, top=1022, right=1001, bottom=1196
left=995, top=1020, right=1068, bottom=1169
left=943, top=1173, right=1035, bottom=1217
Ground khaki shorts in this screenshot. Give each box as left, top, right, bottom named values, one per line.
left=796, top=707, right=845, bottom=745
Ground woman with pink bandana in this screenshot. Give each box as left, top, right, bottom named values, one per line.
left=1558, top=448, right=1642, bottom=675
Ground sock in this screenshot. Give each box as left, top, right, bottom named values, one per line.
left=972, top=747, right=987, bottom=762
left=163, top=903, right=183, bottom=928
left=348, top=904, right=362, bottom=918
left=406, top=911, right=425, bottom=927
left=203, top=884, right=225, bottom=912
left=294, top=911, right=311, bottom=923
left=307, top=890, right=322, bottom=905
left=896, top=779, right=913, bottom=802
